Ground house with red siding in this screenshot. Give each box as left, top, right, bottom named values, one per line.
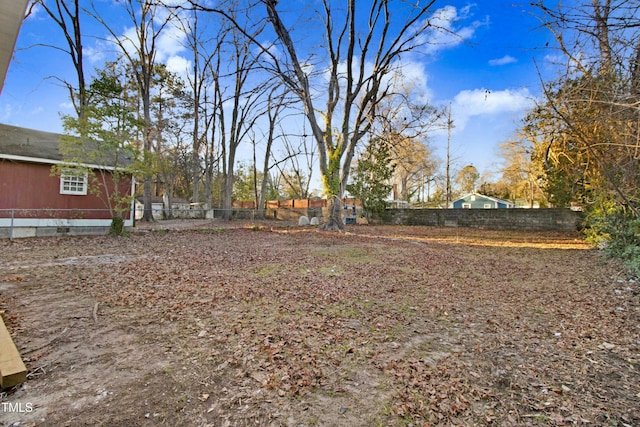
left=0, top=123, right=135, bottom=238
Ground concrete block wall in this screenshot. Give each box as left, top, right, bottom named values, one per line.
left=373, top=208, right=582, bottom=231
left=0, top=226, right=116, bottom=239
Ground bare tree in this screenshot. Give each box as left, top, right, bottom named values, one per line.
left=171, top=0, right=449, bottom=225
left=221, top=14, right=268, bottom=220
left=254, top=86, right=294, bottom=217
left=203, top=57, right=222, bottom=211
left=274, top=127, right=317, bottom=201
left=35, top=0, right=87, bottom=119
left=89, top=0, right=173, bottom=221
left=390, top=136, right=438, bottom=202
left=173, top=8, right=221, bottom=205
left=151, top=64, right=191, bottom=217
left=263, top=0, right=438, bottom=229
left=368, top=87, right=440, bottom=203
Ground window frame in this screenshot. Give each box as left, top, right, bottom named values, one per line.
left=60, top=170, right=89, bottom=195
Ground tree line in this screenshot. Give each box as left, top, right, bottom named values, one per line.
left=29, top=0, right=640, bottom=266
left=32, top=0, right=445, bottom=229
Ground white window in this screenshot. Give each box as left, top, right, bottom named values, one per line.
left=484, top=203, right=492, bottom=209
left=470, top=195, right=476, bottom=201
left=462, top=203, right=471, bottom=209
left=60, top=171, right=88, bottom=195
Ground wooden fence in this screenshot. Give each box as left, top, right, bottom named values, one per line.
left=234, top=198, right=360, bottom=210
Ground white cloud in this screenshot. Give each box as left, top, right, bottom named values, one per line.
left=155, top=23, right=188, bottom=63
left=428, top=88, right=538, bottom=173
left=488, top=55, right=517, bottom=66
left=165, top=55, right=192, bottom=81
left=24, top=3, right=44, bottom=20
left=419, top=5, right=488, bottom=54
left=257, top=39, right=280, bottom=62
left=59, top=101, right=74, bottom=110
left=160, top=0, right=191, bottom=6
left=443, top=87, right=535, bottom=133
left=391, top=60, right=433, bottom=104
left=115, top=26, right=141, bottom=59
left=543, top=53, right=569, bottom=68
left=112, top=9, right=188, bottom=66
left=84, top=44, right=108, bottom=63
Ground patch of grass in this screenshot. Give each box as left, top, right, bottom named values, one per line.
left=193, top=228, right=226, bottom=234
left=254, top=264, right=285, bottom=278
left=410, top=340, right=435, bottom=357
left=318, top=265, right=344, bottom=276
left=312, top=245, right=378, bottom=264
left=343, top=247, right=372, bottom=260
left=532, top=413, right=548, bottom=423
left=325, top=300, right=360, bottom=318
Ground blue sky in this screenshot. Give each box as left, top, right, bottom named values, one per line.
left=0, top=1, right=557, bottom=190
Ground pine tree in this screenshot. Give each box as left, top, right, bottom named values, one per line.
left=347, top=138, right=395, bottom=217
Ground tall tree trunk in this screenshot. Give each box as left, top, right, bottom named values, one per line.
left=142, top=85, right=154, bottom=222
left=593, top=0, right=612, bottom=73
left=192, top=82, right=201, bottom=204
left=322, top=195, right=344, bottom=231
left=38, top=0, right=87, bottom=119
left=223, top=157, right=235, bottom=220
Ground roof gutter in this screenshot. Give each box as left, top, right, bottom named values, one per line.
left=0, top=153, right=121, bottom=171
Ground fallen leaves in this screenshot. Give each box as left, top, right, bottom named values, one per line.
left=1, top=225, right=638, bottom=426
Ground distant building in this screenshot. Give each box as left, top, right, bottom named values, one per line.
left=450, top=192, right=515, bottom=209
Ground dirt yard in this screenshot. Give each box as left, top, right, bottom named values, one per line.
left=0, top=222, right=638, bottom=426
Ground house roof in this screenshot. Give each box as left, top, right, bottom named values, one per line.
left=0, top=123, right=134, bottom=170
left=0, top=0, right=29, bottom=93
left=0, top=123, right=64, bottom=162
left=451, top=192, right=515, bottom=206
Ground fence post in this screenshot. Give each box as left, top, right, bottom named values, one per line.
left=9, top=209, right=14, bottom=241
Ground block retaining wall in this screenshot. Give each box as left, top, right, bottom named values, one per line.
left=0, top=226, right=121, bottom=239
left=372, top=208, right=582, bottom=231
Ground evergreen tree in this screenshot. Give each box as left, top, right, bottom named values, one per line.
left=347, top=138, right=395, bottom=217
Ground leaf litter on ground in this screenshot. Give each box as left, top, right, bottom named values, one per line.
left=0, top=223, right=638, bottom=426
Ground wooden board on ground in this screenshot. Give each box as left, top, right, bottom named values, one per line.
left=0, top=314, right=27, bottom=389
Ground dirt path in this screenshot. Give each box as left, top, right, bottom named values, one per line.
left=0, top=225, right=638, bottom=426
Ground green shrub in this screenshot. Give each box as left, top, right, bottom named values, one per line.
left=109, top=216, right=125, bottom=236
left=584, top=201, right=640, bottom=277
